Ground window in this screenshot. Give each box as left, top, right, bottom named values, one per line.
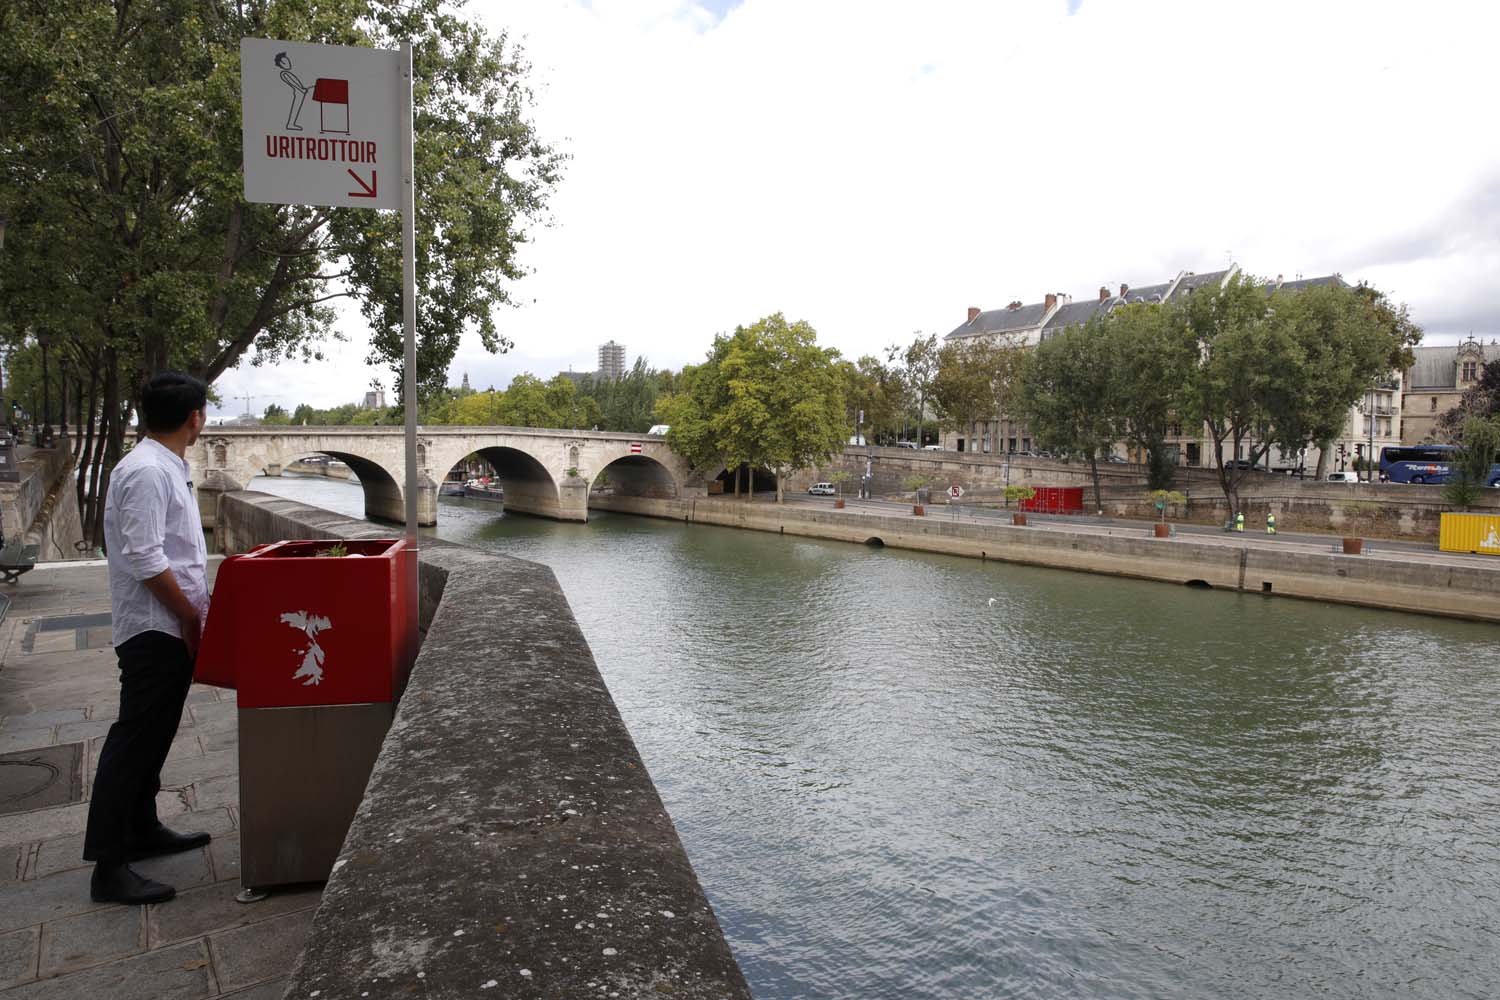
left=1168, top=422, right=1183, bottom=437
left=1462, top=361, right=1477, bottom=381
left=1431, top=396, right=1438, bottom=412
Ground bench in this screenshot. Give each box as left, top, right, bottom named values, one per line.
left=0, top=543, right=40, bottom=585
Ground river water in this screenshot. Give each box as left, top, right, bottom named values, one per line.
left=252, top=474, right=1500, bottom=1000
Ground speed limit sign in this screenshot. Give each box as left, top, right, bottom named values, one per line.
left=949, top=485, right=964, bottom=499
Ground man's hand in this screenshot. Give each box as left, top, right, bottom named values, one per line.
left=179, top=614, right=201, bottom=660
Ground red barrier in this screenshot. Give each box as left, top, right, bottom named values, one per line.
left=196, top=538, right=415, bottom=709
left=1018, top=486, right=1084, bottom=513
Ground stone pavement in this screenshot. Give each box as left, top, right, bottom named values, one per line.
left=0, top=559, right=320, bottom=999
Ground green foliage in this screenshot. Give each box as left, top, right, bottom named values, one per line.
left=903, top=474, right=931, bottom=495
left=1014, top=318, right=1118, bottom=511
left=1172, top=274, right=1419, bottom=510
left=0, top=0, right=563, bottom=401
left=315, top=542, right=349, bottom=558
left=1338, top=500, right=1381, bottom=537
left=931, top=335, right=1023, bottom=443
left=1438, top=359, right=1500, bottom=438
left=1002, top=485, right=1036, bottom=504
left=262, top=403, right=291, bottom=426
left=663, top=314, right=847, bottom=501
left=576, top=358, right=663, bottom=432
left=886, top=334, right=939, bottom=445
left=1442, top=416, right=1500, bottom=509
left=1149, top=489, right=1189, bottom=521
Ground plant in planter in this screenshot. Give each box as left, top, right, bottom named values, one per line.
left=1149, top=489, right=1188, bottom=537
left=314, top=542, right=349, bottom=558
left=1338, top=500, right=1381, bottom=554
left=828, top=470, right=852, bottom=508
left=1003, top=485, right=1036, bottom=525
left=904, top=475, right=931, bottom=515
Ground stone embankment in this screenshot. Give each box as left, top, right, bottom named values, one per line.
left=215, top=491, right=752, bottom=999
left=0, top=439, right=85, bottom=560
left=590, top=495, right=1500, bottom=624
left=793, top=446, right=1499, bottom=540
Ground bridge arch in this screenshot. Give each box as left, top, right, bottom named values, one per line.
left=590, top=454, right=680, bottom=500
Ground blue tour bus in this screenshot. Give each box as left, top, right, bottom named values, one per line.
left=1379, top=444, right=1500, bottom=485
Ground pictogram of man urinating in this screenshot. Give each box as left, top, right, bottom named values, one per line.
left=279, top=611, right=332, bottom=686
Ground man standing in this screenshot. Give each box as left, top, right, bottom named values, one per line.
left=85, top=373, right=213, bottom=905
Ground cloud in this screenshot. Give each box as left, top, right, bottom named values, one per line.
left=226, top=0, right=1500, bottom=412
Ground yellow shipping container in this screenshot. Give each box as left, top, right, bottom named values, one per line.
left=1439, top=512, right=1500, bottom=556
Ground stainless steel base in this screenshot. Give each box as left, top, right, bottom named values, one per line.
left=238, top=703, right=392, bottom=889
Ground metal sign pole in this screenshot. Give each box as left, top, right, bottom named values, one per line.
left=399, top=40, right=420, bottom=672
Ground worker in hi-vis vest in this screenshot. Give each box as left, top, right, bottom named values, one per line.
left=1235, top=511, right=1245, bottom=532
left=1267, top=512, right=1277, bottom=535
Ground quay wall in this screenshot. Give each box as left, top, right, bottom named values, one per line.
left=792, top=449, right=1499, bottom=540
left=214, top=491, right=751, bottom=1000
left=1, top=442, right=85, bottom=560
left=589, top=495, right=1500, bottom=624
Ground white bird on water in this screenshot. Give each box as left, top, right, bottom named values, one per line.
left=987, top=598, right=997, bottom=607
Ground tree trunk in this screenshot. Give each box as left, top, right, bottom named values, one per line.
left=748, top=466, right=754, bottom=500
left=775, top=468, right=784, bottom=504
left=1313, top=440, right=1331, bottom=479
left=1089, top=454, right=1103, bottom=515
left=734, top=465, right=740, bottom=498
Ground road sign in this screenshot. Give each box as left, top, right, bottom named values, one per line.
left=949, top=485, right=963, bottom=499
left=241, top=35, right=417, bottom=684
left=629, top=442, right=643, bottom=454
left=240, top=38, right=400, bottom=209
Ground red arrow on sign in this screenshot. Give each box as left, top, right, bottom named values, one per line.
left=346, top=169, right=378, bottom=199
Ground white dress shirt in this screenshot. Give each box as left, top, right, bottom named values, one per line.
left=104, top=437, right=209, bottom=647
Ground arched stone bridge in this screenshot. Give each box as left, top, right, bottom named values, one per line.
left=191, top=426, right=695, bottom=524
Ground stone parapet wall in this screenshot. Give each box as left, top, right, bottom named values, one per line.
left=1, top=442, right=85, bottom=558
left=590, top=495, right=1500, bottom=624
left=1095, top=482, right=1500, bottom=539
left=215, top=491, right=751, bottom=999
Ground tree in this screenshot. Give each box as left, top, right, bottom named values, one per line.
left=718, top=314, right=847, bottom=503
left=262, top=403, right=291, bottom=425
left=1014, top=320, right=1119, bottom=513
left=1105, top=304, right=1196, bottom=489
left=888, top=333, right=938, bottom=446
left=1438, top=358, right=1500, bottom=439
left=579, top=358, right=661, bottom=432
left=1441, top=416, right=1500, bottom=509
left=1, top=0, right=563, bottom=543
left=931, top=337, right=1018, bottom=450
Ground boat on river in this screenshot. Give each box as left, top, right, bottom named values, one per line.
left=461, top=478, right=505, bottom=502
left=439, top=480, right=466, bottom=497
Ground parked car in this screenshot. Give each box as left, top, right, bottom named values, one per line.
left=923, top=444, right=942, bottom=451
left=1104, top=455, right=1127, bottom=464
left=1224, top=459, right=1265, bottom=471
left=1325, top=472, right=1360, bottom=483
left=893, top=441, right=919, bottom=449
left=808, top=482, right=837, bottom=495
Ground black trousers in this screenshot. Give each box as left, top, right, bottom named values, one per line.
left=83, top=630, right=194, bottom=863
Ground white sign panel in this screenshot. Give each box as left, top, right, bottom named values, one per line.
left=240, top=38, right=400, bottom=209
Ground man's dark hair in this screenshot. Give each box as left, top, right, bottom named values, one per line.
left=141, top=372, right=209, bottom=433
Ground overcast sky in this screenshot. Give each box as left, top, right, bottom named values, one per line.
left=213, top=0, right=1500, bottom=419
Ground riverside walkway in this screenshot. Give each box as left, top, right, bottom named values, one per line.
left=0, top=558, right=313, bottom=999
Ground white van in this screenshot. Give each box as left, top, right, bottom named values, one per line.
left=807, top=482, right=837, bottom=495
left=1325, top=472, right=1359, bottom=484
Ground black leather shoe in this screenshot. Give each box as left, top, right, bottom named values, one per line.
left=125, top=826, right=212, bottom=861
left=91, top=863, right=176, bottom=905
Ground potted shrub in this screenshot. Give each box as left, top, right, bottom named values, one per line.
left=904, top=474, right=931, bottom=516
left=828, top=470, right=852, bottom=509
left=1004, top=485, right=1036, bottom=525
left=1338, top=500, right=1380, bottom=554
left=1150, top=489, right=1188, bottom=538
